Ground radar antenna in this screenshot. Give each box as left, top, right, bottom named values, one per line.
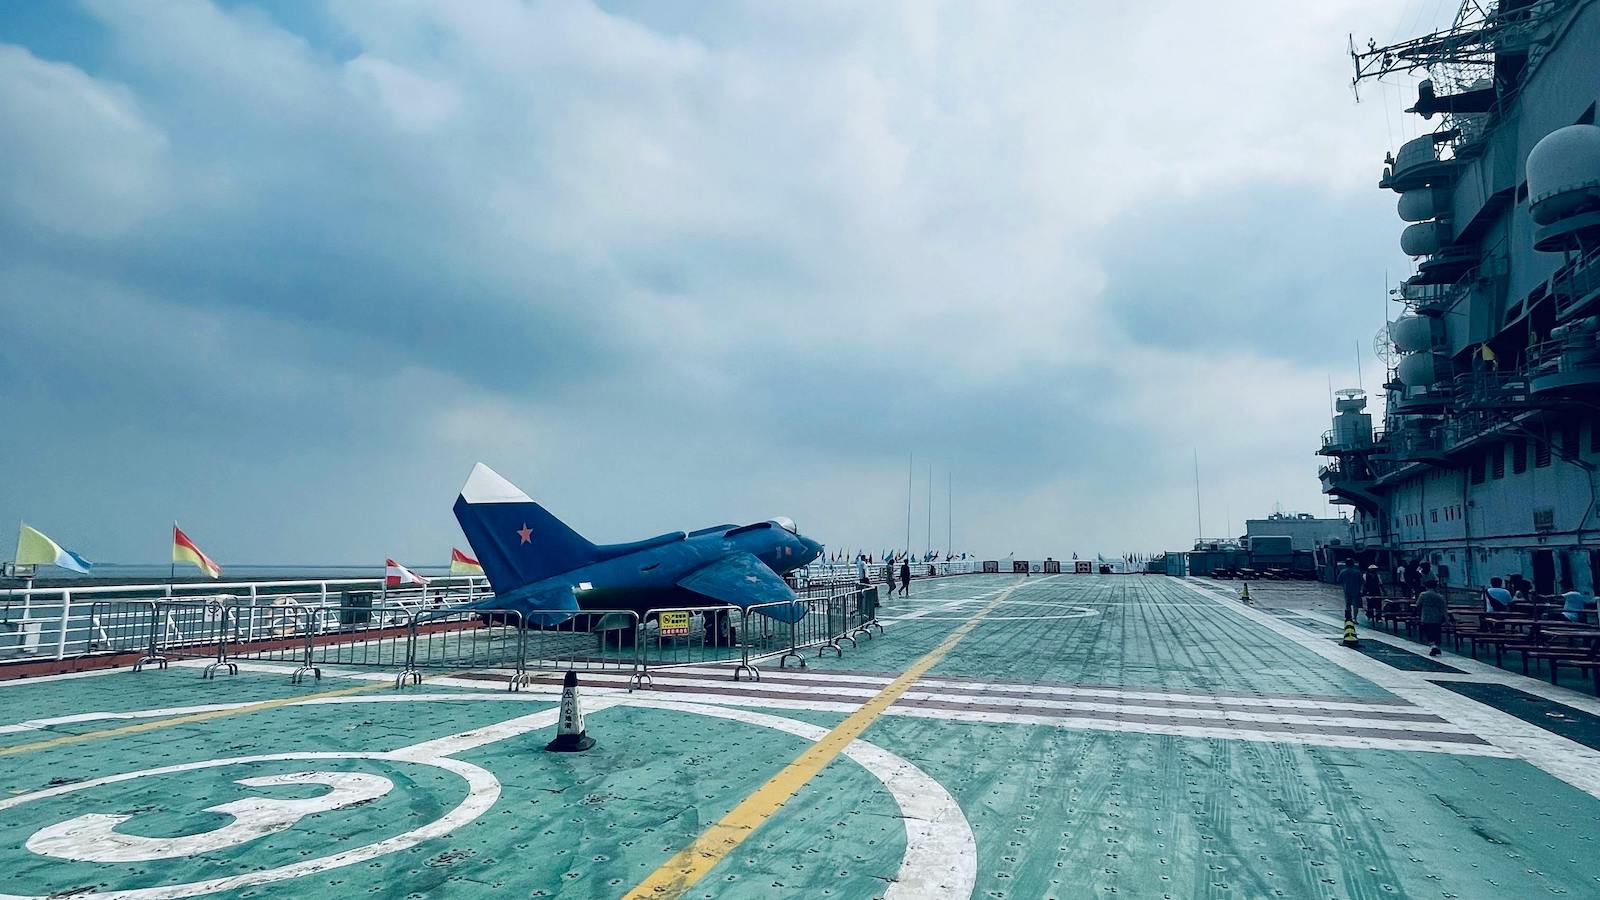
left=1348, top=0, right=1562, bottom=99
left=1374, top=327, right=1398, bottom=369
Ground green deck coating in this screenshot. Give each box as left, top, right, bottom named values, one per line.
left=843, top=576, right=1395, bottom=699
left=2, top=574, right=1599, bottom=899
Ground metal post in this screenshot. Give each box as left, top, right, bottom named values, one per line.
left=395, top=613, right=422, bottom=689
left=247, top=584, right=260, bottom=642
left=54, top=590, right=70, bottom=660
left=134, top=601, right=169, bottom=672
left=510, top=612, right=528, bottom=692
left=629, top=617, right=652, bottom=691
left=780, top=618, right=805, bottom=669
left=734, top=608, right=759, bottom=682
left=290, top=606, right=320, bottom=684
left=202, top=599, right=239, bottom=679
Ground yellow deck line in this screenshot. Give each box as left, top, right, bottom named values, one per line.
left=624, top=577, right=1033, bottom=899
left=0, top=678, right=399, bottom=759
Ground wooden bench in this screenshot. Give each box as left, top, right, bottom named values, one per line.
left=1528, top=645, right=1600, bottom=693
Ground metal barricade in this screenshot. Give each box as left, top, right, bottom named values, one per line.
left=741, top=588, right=853, bottom=674
left=516, top=609, right=642, bottom=685
left=635, top=605, right=749, bottom=688
left=155, top=598, right=239, bottom=678
left=844, top=585, right=884, bottom=642
left=88, top=601, right=168, bottom=671
left=289, top=603, right=415, bottom=685
left=401, top=607, right=529, bottom=689
left=398, top=607, right=642, bottom=691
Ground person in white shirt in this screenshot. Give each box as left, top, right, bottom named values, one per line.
left=1561, top=581, right=1596, bottom=623
left=1483, top=576, right=1513, bottom=612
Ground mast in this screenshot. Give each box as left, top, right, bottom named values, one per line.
left=905, top=452, right=913, bottom=558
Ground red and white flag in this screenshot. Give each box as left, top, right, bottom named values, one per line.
left=385, top=558, right=429, bottom=587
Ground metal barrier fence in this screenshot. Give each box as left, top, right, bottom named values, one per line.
left=2, top=564, right=993, bottom=667
left=109, top=584, right=885, bottom=691
left=0, top=574, right=491, bottom=664
left=633, top=583, right=885, bottom=686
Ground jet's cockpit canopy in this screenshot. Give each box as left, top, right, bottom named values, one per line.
left=770, top=516, right=798, bottom=534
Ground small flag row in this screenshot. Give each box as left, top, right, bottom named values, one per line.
left=9, top=522, right=486, bottom=583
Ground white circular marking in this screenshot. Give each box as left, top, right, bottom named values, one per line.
left=1, top=694, right=977, bottom=900
left=27, top=771, right=395, bottom=863
left=0, top=752, right=498, bottom=900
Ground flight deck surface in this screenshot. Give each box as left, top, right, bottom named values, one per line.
left=3, top=574, right=1599, bottom=899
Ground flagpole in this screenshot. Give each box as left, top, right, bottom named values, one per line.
left=905, top=452, right=913, bottom=559
left=926, top=464, right=932, bottom=560
left=1193, top=449, right=1204, bottom=543
left=169, top=521, right=176, bottom=587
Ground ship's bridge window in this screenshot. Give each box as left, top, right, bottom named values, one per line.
left=770, top=516, right=798, bottom=534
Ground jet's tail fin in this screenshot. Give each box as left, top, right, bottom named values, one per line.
left=452, top=463, right=597, bottom=596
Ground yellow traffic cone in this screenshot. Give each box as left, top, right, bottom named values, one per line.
left=1341, top=618, right=1360, bottom=648
left=1239, top=584, right=1252, bottom=604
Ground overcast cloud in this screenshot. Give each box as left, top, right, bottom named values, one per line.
left=0, top=0, right=1429, bottom=566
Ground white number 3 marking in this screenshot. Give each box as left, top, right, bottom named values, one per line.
left=26, top=771, right=394, bottom=863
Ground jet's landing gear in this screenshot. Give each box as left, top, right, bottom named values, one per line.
left=704, top=610, right=738, bottom=648
left=599, top=626, right=637, bottom=650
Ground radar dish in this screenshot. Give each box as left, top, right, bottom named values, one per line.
left=1374, top=327, right=1397, bottom=368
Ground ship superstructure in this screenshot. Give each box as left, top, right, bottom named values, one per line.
left=1320, top=0, right=1600, bottom=593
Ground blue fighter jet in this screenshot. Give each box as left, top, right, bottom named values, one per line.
left=451, top=463, right=824, bottom=626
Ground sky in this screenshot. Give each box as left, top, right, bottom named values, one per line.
left=0, top=0, right=1442, bottom=567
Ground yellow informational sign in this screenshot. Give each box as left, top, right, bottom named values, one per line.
left=660, top=610, right=691, bottom=637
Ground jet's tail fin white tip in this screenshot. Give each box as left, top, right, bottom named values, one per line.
left=461, top=463, right=533, bottom=504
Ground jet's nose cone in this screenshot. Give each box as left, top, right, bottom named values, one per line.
left=799, top=537, right=823, bottom=564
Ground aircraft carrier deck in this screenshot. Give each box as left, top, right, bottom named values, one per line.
left=5, top=573, right=1600, bottom=899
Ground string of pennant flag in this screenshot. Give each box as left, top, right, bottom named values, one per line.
left=10, top=523, right=1160, bottom=580
left=8, top=522, right=485, bottom=583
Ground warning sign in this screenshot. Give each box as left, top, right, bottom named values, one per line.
left=660, top=610, right=690, bottom=637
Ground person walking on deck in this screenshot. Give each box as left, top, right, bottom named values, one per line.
left=898, top=559, right=911, bottom=597
left=1417, top=579, right=1446, bottom=656
left=1338, top=559, right=1364, bottom=624
left=1406, top=562, right=1425, bottom=598
left=883, top=562, right=896, bottom=596
left=1362, top=565, right=1384, bottom=623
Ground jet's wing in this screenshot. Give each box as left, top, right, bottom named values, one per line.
left=677, top=551, right=807, bottom=623
left=448, top=582, right=580, bottom=628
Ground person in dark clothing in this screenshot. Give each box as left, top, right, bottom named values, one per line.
left=1362, top=565, right=1385, bottom=623
left=1405, top=562, right=1424, bottom=599
left=898, top=559, right=911, bottom=597
left=884, top=562, right=896, bottom=596
left=1338, top=559, right=1364, bottom=623
left=1416, top=579, right=1447, bottom=656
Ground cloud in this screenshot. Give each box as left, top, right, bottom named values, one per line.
left=0, top=44, right=169, bottom=238
left=0, top=0, right=1407, bottom=564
